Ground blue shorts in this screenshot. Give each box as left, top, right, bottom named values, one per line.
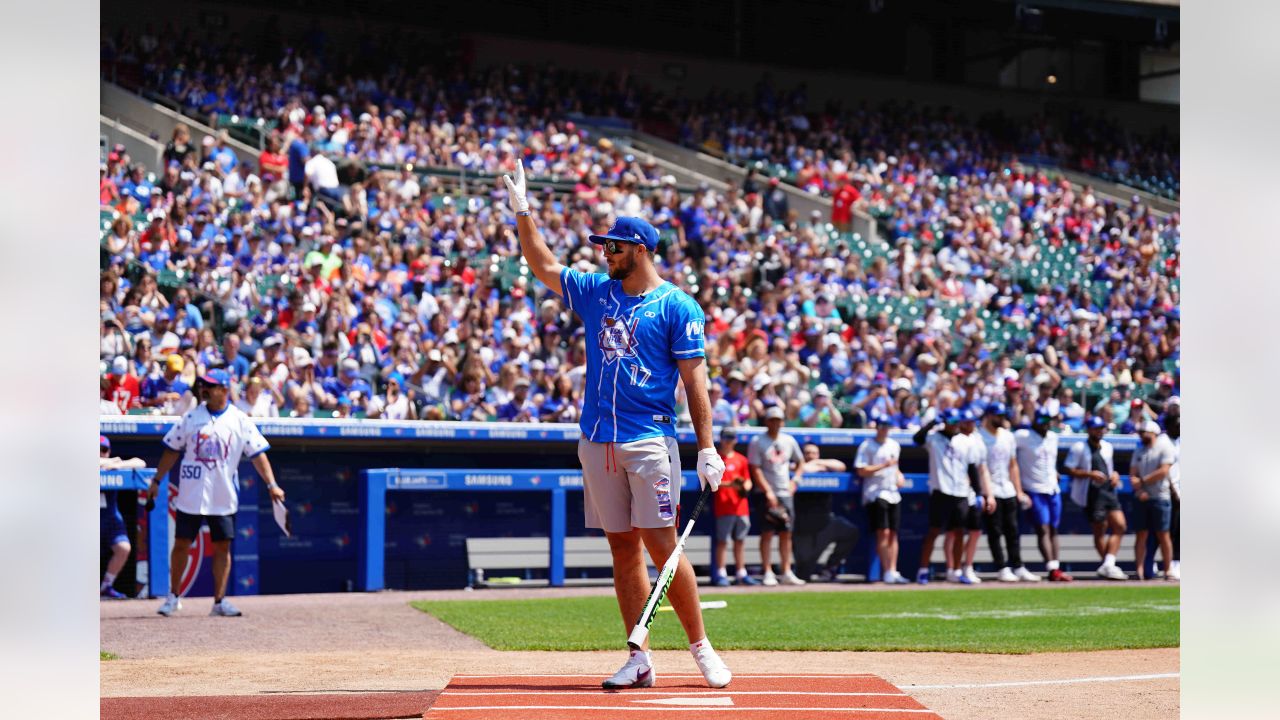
left=1028, top=492, right=1062, bottom=529
left=101, top=511, right=129, bottom=548
left=1132, top=497, right=1173, bottom=533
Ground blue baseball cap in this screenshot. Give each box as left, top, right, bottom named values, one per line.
left=959, top=407, right=978, bottom=423
left=100, top=435, right=110, bottom=449
left=1033, top=409, right=1055, bottom=425
left=589, top=216, right=659, bottom=252
left=200, top=368, right=231, bottom=387
left=941, top=408, right=962, bottom=425
left=1086, top=416, right=1108, bottom=430
left=868, top=412, right=891, bottom=427
left=984, top=401, right=1009, bottom=418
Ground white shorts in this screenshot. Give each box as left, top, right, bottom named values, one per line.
left=578, top=436, right=682, bottom=533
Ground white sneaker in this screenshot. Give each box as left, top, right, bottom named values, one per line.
left=602, top=651, right=654, bottom=689
left=762, top=571, right=779, bottom=586
left=690, top=641, right=732, bottom=688
left=946, top=568, right=962, bottom=583
left=963, top=568, right=983, bottom=584
left=780, top=570, right=806, bottom=586
left=1165, top=566, right=1180, bottom=581
left=890, top=572, right=911, bottom=585
left=210, top=599, right=243, bottom=617
left=996, top=567, right=1018, bottom=582
left=156, top=594, right=182, bottom=616
left=1100, top=565, right=1128, bottom=581
left=1013, top=567, right=1042, bottom=582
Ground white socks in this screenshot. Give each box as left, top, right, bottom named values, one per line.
left=1103, top=554, right=1116, bottom=568
left=690, top=637, right=713, bottom=653
left=101, top=572, right=117, bottom=590
left=1047, top=560, right=1060, bottom=571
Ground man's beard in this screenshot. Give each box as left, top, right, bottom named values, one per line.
left=608, top=257, right=633, bottom=281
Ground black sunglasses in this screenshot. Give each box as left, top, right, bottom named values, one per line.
left=603, top=239, right=642, bottom=255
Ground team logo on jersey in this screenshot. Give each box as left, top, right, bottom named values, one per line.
left=654, top=477, right=674, bottom=520
left=598, top=315, right=639, bottom=363
left=194, top=430, right=229, bottom=470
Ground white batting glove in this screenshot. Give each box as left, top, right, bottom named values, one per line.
left=697, top=448, right=725, bottom=492
left=502, top=158, right=530, bottom=213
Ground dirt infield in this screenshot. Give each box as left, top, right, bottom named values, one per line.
left=101, top=585, right=1179, bottom=720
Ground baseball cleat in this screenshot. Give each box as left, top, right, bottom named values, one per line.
left=603, top=651, right=654, bottom=689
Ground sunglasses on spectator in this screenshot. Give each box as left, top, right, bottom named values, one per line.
left=603, top=239, right=642, bottom=254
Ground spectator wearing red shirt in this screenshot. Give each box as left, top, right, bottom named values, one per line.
left=831, top=174, right=860, bottom=233
left=712, top=427, right=758, bottom=586
left=106, top=356, right=141, bottom=412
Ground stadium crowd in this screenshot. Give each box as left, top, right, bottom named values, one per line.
left=99, top=27, right=1180, bottom=439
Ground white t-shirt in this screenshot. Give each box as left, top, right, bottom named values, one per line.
left=979, top=426, right=1017, bottom=499
left=855, top=437, right=901, bottom=504
left=162, top=403, right=270, bottom=516
left=1169, top=437, right=1180, bottom=496
left=369, top=393, right=411, bottom=420
left=235, top=392, right=279, bottom=419
left=924, top=430, right=974, bottom=498
left=1014, top=429, right=1060, bottom=495
left=304, top=154, right=340, bottom=190
left=1065, top=439, right=1115, bottom=506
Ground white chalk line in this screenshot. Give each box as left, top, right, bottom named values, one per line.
left=452, top=673, right=877, bottom=678
left=908, top=672, right=1180, bottom=690
left=430, top=702, right=931, bottom=707
left=853, top=602, right=1179, bottom=622
left=440, top=686, right=911, bottom=691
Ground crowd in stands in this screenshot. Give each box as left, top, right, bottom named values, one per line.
left=99, top=25, right=1180, bottom=435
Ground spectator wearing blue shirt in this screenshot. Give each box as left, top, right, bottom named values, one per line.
left=496, top=377, right=538, bottom=422
left=323, top=358, right=373, bottom=412
left=287, top=136, right=309, bottom=197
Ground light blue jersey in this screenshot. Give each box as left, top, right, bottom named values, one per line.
left=559, top=267, right=706, bottom=443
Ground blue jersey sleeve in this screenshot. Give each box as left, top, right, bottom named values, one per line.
left=559, top=267, right=608, bottom=316
left=667, top=293, right=706, bottom=360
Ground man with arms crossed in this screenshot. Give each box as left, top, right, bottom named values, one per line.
left=1015, top=410, right=1073, bottom=581
left=1129, top=420, right=1176, bottom=581
left=505, top=161, right=731, bottom=689
left=1065, top=416, right=1127, bottom=580
left=146, top=369, right=285, bottom=616
left=749, top=406, right=806, bottom=586
left=712, top=426, right=757, bottom=587
left=855, top=413, right=908, bottom=583
left=979, top=403, right=1038, bottom=582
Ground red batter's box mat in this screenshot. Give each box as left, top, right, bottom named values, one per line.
left=425, top=673, right=942, bottom=719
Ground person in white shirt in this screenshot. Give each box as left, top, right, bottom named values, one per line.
left=234, top=377, right=279, bottom=418
left=1129, top=420, right=1177, bottom=581
left=146, top=369, right=285, bottom=617
left=955, top=408, right=994, bottom=584
left=913, top=408, right=993, bottom=584
left=1064, top=416, right=1127, bottom=580
left=1015, top=410, right=1073, bottom=582
left=855, top=413, right=907, bottom=584
left=979, top=403, right=1038, bottom=582
left=747, top=406, right=806, bottom=586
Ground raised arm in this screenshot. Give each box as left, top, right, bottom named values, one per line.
left=504, top=159, right=565, bottom=296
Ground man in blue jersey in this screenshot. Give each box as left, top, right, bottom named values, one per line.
left=506, top=160, right=731, bottom=690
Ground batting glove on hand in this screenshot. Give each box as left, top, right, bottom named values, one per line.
left=502, top=158, right=530, bottom=213
left=697, top=448, right=725, bottom=492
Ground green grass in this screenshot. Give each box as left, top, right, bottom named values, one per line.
left=414, top=586, right=1178, bottom=654
left=100, top=651, right=117, bottom=661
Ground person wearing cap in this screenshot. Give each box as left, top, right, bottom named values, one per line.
left=367, top=374, right=416, bottom=421
left=748, top=405, right=806, bottom=586
left=1065, top=416, right=1127, bottom=580
left=147, top=368, right=285, bottom=618
left=100, top=436, right=146, bottom=599
left=496, top=376, right=538, bottom=422
left=106, top=355, right=142, bottom=413
left=323, top=357, right=373, bottom=412
left=1129, top=420, right=1177, bottom=581
left=912, top=407, right=989, bottom=584
left=856, top=413, right=907, bottom=584
left=146, top=309, right=181, bottom=356
left=141, top=354, right=195, bottom=416
left=1015, top=410, right=1073, bottom=582
left=711, top=427, right=757, bottom=587
left=951, top=407, right=995, bottom=584
left=505, top=159, right=732, bottom=689
left=979, top=403, right=1038, bottom=583
left=799, top=383, right=843, bottom=429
